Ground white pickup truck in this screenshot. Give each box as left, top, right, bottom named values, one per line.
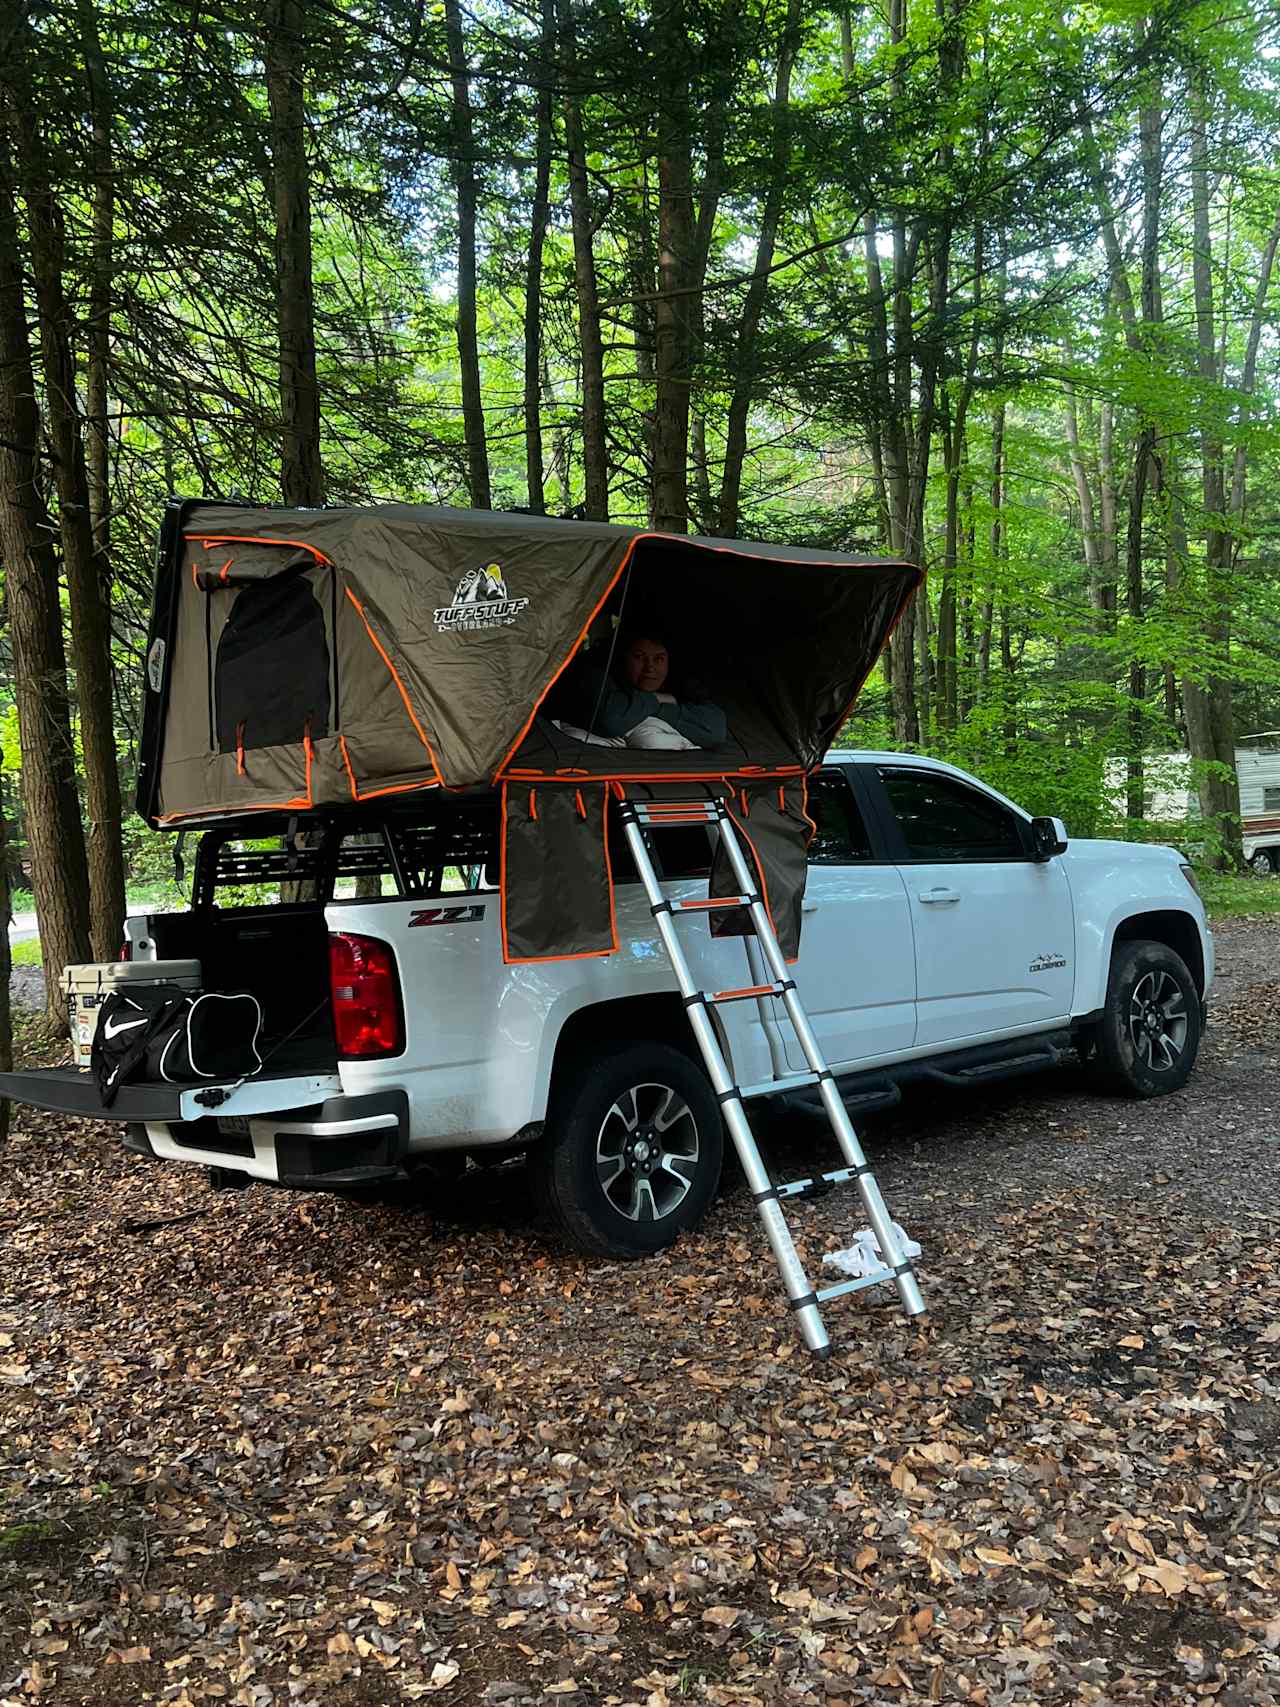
left=5, top=751, right=1211, bottom=1260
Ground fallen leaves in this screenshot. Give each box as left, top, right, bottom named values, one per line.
left=1140, top=1561, right=1190, bottom=1595
left=3, top=927, right=1280, bottom=1704
left=106, top=1644, right=152, bottom=1664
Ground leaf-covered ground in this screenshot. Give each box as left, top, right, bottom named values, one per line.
left=2, top=918, right=1279, bottom=1706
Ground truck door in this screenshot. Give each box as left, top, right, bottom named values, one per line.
left=782, top=768, right=917, bottom=1072
left=868, top=764, right=1075, bottom=1048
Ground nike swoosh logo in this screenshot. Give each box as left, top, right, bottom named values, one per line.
left=102, top=1014, right=149, bottom=1041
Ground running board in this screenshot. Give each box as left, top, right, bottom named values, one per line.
left=787, top=1034, right=1074, bottom=1117
left=919, top=1044, right=1064, bottom=1088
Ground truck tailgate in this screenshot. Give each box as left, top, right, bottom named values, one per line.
left=0, top=1067, right=344, bottom=1123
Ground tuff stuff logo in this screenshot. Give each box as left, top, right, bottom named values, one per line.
left=434, top=562, right=529, bottom=633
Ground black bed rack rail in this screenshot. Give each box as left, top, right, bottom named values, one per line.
left=190, top=805, right=500, bottom=908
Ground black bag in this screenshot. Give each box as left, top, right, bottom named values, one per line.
left=91, top=987, right=263, bottom=1107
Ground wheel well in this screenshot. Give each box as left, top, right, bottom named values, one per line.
left=1112, top=911, right=1205, bottom=995
left=550, top=995, right=721, bottom=1089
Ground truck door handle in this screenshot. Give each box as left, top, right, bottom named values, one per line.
left=802, top=900, right=820, bottom=914
left=918, top=887, right=960, bottom=905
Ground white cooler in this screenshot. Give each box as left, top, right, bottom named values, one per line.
left=60, top=960, right=202, bottom=1068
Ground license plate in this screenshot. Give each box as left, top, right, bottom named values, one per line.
left=217, top=1116, right=251, bottom=1137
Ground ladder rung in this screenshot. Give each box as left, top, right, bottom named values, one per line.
left=673, top=896, right=751, bottom=911
left=816, top=1268, right=896, bottom=1304
left=777, top=1165, right=862, bottom=1201
left=738, top=1071, right=821, bottom=1099
left=631, top=803, right=721, bottom=819
left=710, top=982, right=785, bottom=1003
left=634, top=812, right=718, bottom=826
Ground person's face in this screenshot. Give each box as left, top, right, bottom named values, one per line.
left=625, top=637, right=669, bottom=692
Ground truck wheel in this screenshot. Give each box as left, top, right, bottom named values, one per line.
left=1088, top=940, right=1201, bottom=1098
left=532, top=1042, right=723, bottom=1259
left=1249, top=848, right=1277, bottom=876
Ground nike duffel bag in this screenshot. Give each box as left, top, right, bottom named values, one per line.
left=91, top=987, right=263, bottom=1107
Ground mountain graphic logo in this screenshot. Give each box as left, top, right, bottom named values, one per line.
left=454, top=563, right=509, bottom=603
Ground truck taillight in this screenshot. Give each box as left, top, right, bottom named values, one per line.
left=328, top=933, right=403, bottom=1058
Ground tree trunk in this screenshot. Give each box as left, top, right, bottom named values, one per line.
left=265, top=0, right=326, bottom=507
left=1122, top=74, right=1164, bottom=834
left=0, top=797, right=11, bottom=1142
left=936, top=225, right=982, bottom=734
left=1000, top=604, right=1016, bottom=756
left=938, top=407, right=960, bottom=732
left=977, top=593, right=994, bottom=691
left=264, top=0, right=326, bottom=905
left=651, top=3, right=694, bottom=533
left=988, top=394, right=1007, bottom=713
left=916, top=583, right=932, bottom=743
left=557, top=0, right=607, bottom=519
left=1125, top=432, right=1151, bottom=826
left=441, top=0, right=490, bottom=508
left=1063, top=380, right=1102, bottom=596
left=0, top=139, right=91, bottom=1026
left=959, top=452, right=976, bottom=718
left=78, top=0, right=113, bottom=554
left=862, top=212, right=894, bottom=553
left=690, top=413, right=713, bottom=533
left=542, top=358, right=571, bottom=514
left=1161, top=450, right=1185, bottom=726
left=886, top=0, right=960, bottom=743
left=1097, top=399, right=1118, bottom=620
left=1181, top=73, right=1242, bottom=860
left=887, top=201, right=916, bottom=742
left=5, top=21, right=126, bottom=961
left=522, top=0, right=554, bottom=514
left=717, top=0, right=801, bottom=536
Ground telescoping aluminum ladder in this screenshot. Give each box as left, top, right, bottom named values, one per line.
left=617, top=794, right=925, bottom=1358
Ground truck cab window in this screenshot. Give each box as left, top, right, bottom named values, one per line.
left=806, top=770, right=874, bottom=864
left=878, top=767, right=1024, bottom=861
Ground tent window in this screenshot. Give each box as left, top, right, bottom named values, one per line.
left=215, top=577, right=331, bottom=753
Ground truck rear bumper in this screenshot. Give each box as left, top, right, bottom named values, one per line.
left=0, top=1068, right=409, bottom=1190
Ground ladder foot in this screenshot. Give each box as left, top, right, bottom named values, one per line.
left=812, top=1343, right=833, bottom=1362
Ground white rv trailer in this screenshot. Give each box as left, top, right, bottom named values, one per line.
left=1105, top=734, right=1280, bottom=872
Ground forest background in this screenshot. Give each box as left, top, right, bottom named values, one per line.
left=1, top=0, right=1279, bottom=1037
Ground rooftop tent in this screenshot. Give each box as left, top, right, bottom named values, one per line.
left=137, top=498, right=920, bottom=960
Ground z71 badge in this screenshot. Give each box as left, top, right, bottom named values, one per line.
left=409, top=904, right=486, bottom=927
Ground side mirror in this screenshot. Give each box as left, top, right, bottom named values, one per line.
left=1030, top=815, right=1069, bottom=862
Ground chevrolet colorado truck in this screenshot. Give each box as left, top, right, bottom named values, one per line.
left=2, top=752, right=1212, bottom=1259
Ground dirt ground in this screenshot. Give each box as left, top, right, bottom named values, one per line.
left=2, top=918, right=1279, bottom=1705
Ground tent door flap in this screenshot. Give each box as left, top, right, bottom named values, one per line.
left=501, top=784, right=616, bottom=963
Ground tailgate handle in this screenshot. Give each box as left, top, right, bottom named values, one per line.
left=918, top=887, right=960, bottom=905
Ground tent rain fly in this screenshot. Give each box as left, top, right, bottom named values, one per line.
left=137, top=499, right=921, bottom=961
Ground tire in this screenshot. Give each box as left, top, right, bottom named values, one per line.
left=531, top=1041, right=723, bottom=1259
left=1088, top=939, right=1201, bottom=1098
left=1249, top=848, right=1277, bottom=876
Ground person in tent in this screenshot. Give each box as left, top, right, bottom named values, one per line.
left=559, top=628, right=728, bottom=750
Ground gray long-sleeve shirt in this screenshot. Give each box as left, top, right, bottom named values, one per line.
left=575, top=662, right=728, bottom=747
